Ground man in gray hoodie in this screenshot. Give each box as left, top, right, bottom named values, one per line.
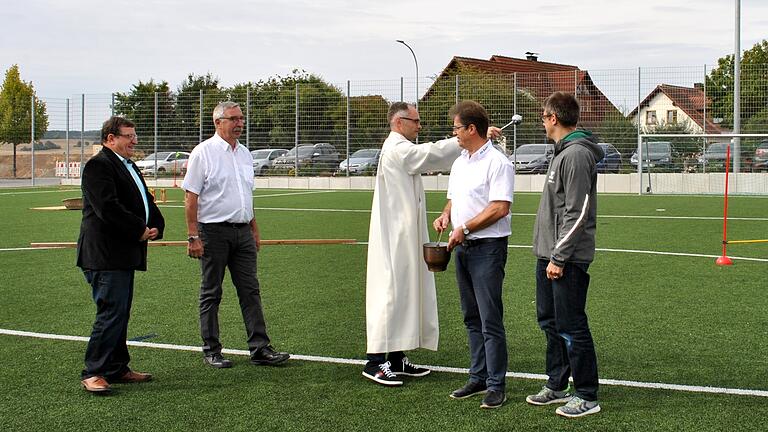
left=526, top=92, right=604, bottom=418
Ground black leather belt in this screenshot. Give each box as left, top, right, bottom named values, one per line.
left=203, top=221, right=249, bottom=228
left=461, top=236, right=508, bottom=247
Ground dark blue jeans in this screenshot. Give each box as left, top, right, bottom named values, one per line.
left=455, top=238, right=508, bottom=391
left=199, top=223, right=269, bottom=356
left=82, top=269, right=134, bottom=380
left=535, top=259, right=599, bottom=401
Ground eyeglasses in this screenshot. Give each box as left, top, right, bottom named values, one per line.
left=400, top=117, right=421, bottom=124
left=114, top=133, right=138, bottom=141
left=452, top=125, right=467, bottom=132
left=541, top=113, right=554, bottom=122
left=220, top=116, right=246, bottom=122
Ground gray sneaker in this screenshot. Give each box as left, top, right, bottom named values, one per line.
left=526, top=386, right=572, bottom=405
left=555, top=396, right=601, bottom=418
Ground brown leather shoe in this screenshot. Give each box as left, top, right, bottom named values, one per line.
left=111, top=370, right=153, bottom=383
left=81, top=376, right=112, bottom=393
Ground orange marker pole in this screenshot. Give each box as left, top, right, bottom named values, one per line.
left=716, top=141, right=733, bottom=266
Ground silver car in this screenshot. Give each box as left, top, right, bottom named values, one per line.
left=136, top=151, right=190, bottom=175
left=251, top=148, right=288, bottom=176
left=510, top=144, right=554, bottom=174
left=338, top=148, right=380, bottom=175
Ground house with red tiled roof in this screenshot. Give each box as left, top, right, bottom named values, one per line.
left=628, top=84, right=723, bottom=134
left=421, top=54, right=620, bottom=129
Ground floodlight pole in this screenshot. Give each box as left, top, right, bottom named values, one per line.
left=396, top=40, right=419, bottom=109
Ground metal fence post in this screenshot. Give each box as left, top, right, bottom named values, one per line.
left=574, top=69, right=578, bottom=95
left=455, top=75, right=459, bottom=105
left=31, top=95, right=35, bottom=186
left=703, top=64, right=708, bottom=174
left=513, top=72, right=518, bottom=155
left=294, top=83, right=299, bottom=177
left=66, top=98, right=70, bottom=179
left=111, top=93, right=115, bottom=116
left=637, top=67, right=643, bottom=194
left=199, top=90, right=203, bottom=143
left=346, top=80, right=350, bottom=177
left=154, top=92, right=158, bottom=179
left=400, top=77, right=403, bottom=102
left=733, top=0, right=741, bottom=176
left=80, top=94, right=85, bottom=177
left=246, top=85, right=251, bottom=149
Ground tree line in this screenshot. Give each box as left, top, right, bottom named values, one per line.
left=2, top=40, right=768, bottom=176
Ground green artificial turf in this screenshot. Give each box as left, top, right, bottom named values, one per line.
left=0, top=187, right=766, bottom=431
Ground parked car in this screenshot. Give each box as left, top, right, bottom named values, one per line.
left=630, top=141, right=673, bottom=169
left=251, top=148, right=288, bottom=176
left=510, top=144, right=554, bottom=174
left=751, top=140, right=768, bottom=172
left=136, top=151, right=190, bottom=175
left=338, top=148, right=380, bottom=175
left=596, top=143, right=622, bottom=173
left=272, top=143, right=340, bottom=172
left=697, top=142, right=731, bottom=166
left=693, top=142, right=756, bottom=172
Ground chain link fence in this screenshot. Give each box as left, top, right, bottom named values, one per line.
left=2, top=65, right=767, bottom=193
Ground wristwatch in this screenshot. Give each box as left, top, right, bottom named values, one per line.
left=462, top=224, right=470, bottom=235
left=187, top=235, right=200, bottom=242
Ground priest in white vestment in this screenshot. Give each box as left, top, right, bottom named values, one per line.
left=362, top=102, right=502, bottom=386
left=361, top=102, right=459, bottom=386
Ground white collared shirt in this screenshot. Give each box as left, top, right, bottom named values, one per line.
left=181, top=133, right=254, bottom=224
left=447, top=140, right=514, bottom=239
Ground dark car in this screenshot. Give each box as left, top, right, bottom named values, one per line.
left=630, top=141, right=673, bottom=169
left=272, top=143, right=341, bottom=172
left=695, top=142, right=755, bottom=172
left=510, top=144, right=553, bottom=174
left=596, top=143, right=622, bottom=173
left=752, top=141, right=768, bottom=172
left=338, top=148, right=380, bottom=175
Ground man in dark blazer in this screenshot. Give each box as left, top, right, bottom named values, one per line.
left=77, top=116, right=165, bottom=394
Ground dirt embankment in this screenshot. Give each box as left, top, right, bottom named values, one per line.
left=0, top=141, right=96, bottom=178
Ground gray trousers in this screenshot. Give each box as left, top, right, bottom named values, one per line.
left=198, top=223, right=270, bottom=356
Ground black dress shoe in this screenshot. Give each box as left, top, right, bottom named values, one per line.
left=449, top=380, right=487, bottom=399
left=250, top=345, right=290, bottom=366
left=204, top=353, right=233, bottom=368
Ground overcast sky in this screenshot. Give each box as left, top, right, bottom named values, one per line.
left=1, top=0, right=766, bottom=99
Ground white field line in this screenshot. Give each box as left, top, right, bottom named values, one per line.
left=254, top=190, right=337, bottom=199
left=0, top=189, right=80, bottom=196
left=154, top=205, right=768, bottom=222
left=2, top=328, right=767, bottom=398
left=3, top=243, right=765, bottom=263
left=354, top=242, right=768, bottom=263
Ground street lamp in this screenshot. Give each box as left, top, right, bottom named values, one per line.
left=396, top=40, right=419, bottom=108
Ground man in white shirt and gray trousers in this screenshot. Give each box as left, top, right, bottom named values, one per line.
left=434, top=100, right=514, bottom=409
left=183, top=101, right=289, bottom=368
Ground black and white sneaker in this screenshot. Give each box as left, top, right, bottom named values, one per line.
left=362, top=361, right=404, bottom=386
left=390, top=357, right=431, bottom=377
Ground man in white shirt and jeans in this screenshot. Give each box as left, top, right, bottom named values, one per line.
left=182, top=101, right=289, bottom=369
left=434, top=100, right=514, bottom=409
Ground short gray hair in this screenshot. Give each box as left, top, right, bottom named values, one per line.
left=387, top=101, right=414, bottom=123
left=212, top=101, right=241, bottom=122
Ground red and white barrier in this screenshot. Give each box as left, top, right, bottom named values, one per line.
left=55, top=161, right=81, bottom=178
